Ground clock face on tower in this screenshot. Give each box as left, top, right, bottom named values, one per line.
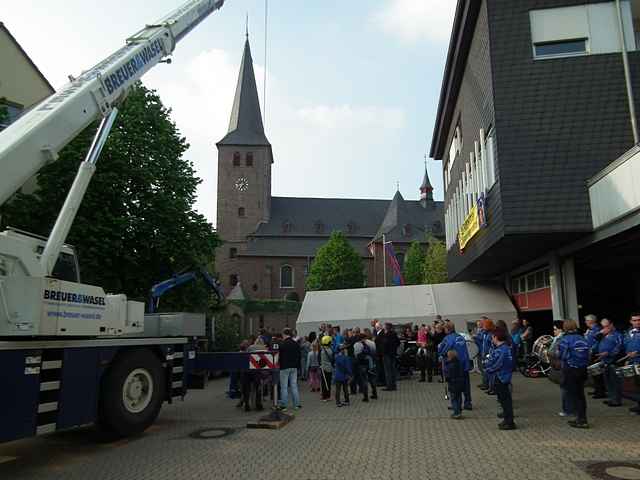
left=235, top=177, right=249, bottom=192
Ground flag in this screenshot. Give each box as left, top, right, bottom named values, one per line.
left=384, top=242, right=404, bottom=286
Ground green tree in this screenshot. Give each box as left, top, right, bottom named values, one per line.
left=212, top=310, right=242, bottom=352
left=423, top=236, right=448, bottom=284
left=306, top=231, right=365, bottom=291
left=1, top=84, right=220, bottom=312
left=403, top=241, right=426, bottom=285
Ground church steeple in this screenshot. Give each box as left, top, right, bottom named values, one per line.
left=420, top=157, right=433, bottom=207
left=218, top=37, right=270, bottom=147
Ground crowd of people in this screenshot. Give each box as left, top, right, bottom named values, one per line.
left=232, top=313, right=640, bottom=431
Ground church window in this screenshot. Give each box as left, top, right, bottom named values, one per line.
left=280, top=265, right=294, bottom=288
left=402, top=224, right=412, bottom=237
left=314, top=220, right=325, bottom=234
left=246, top=152, right=254, bottom=166
left=230, top=274, right=238, bottom=286
left=259, top=315, right=265, bottom=329
left=233, top=152, right=241, bottom=166
left=229, top=247, right=237, bottom=258
left=252, top=283, right=258, bottom=292
left=282, top=220, right=293, bottom=233
left=238, top=207, right=246, bottom=217
left=347, top=221, right=357, bottom=234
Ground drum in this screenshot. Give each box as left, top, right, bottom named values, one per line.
left=587, top=361, right=606, bottom=376
left=616, top=365, right=638, bottom=378
left=532, top=335, right=554, bottom=364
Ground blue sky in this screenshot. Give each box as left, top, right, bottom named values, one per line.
left=5, top=0, right=456, bottom=224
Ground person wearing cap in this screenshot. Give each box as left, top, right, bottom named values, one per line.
left=584, top=314, right=605, bottom=399
left=624, top=314, right=640, bottom=415
left=557, top=319, right=590, bottom=428
left=319, top=335, right=335, bottom=402
left=334, top=343, right=352, bottom=407
left=485, top=330, right=516, bottom=430
left=596, top=318, right=624, bottom=407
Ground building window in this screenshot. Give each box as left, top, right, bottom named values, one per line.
left=230, top=274, right=238, bottom=286
left=280, top=265, right=294, bottom=288
left=246, top=152, right=254, bottom=166
left=347, top=221, right=357, bottom=234
left=0, top=102, right=23, bottom=131
left=402, top=224, right=412, bottom=237
left=230, top=247, right=237, bottom=258
left=530, top=4, right=637, bottom=60
left=238, top=207, right=245, bottom=217
left=233, top=152, right=241, bottom=166
left=446, top=123, right=462, bottom=186
left=282, top=220, right=293, bottom=233
left=252, top=283, right=258, bottom=292
left=314, top=220, right=325, bottom=234
left=484, top=128, right=497, bottom=190
left=259, top=315, right=265, bottom=329
left=534, top=39, right=587, bottom=58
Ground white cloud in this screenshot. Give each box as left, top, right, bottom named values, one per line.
left=297, top=105, right=405, bottom=131
left=372, top=0, right=456, bottom=44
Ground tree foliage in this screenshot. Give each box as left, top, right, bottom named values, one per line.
left=212, top=311, right=242, bottom=352
left=1, top=84, right=220, bottom=312
left=403, top=241, right=426, bottom=285
left=423, top=236, right=448, bottom=285
left=306, top=231, right=365, bottom=291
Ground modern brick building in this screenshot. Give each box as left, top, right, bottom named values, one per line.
left=431, top=0, right=640, bottom=332
left=216, top=38, right=444, bottom=335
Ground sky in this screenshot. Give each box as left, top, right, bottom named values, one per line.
left=4, top=0, right=457, bottom=226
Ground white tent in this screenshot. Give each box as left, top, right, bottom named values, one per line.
left=295, top=282, right=517, bottom=336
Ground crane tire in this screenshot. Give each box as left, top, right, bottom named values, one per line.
left=98, top=348, right=165, bottom=438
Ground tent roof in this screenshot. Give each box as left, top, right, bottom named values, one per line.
left=296, top=282, right=516, bottom=334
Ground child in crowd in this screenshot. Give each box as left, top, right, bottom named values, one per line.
left=445, top=349, right=465, bottom=419
left=334, top=343, right=352, bottom=407
left=307, top=342, right=321, bottom=392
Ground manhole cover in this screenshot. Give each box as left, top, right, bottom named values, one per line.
left=189, top=427, right=236, bottom=440
left=585, top=462, right=640, bottom=480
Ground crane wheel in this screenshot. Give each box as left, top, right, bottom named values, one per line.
left=98, top=349, right=165, bottom=438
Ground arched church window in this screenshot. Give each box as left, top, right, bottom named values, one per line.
left=246, top=152, right=254, bottom=166
left=238, top=207, right=245, bottom=217
left=280, top=265, right=294, bottom=288
left=402, top=224, right=412, bottom=237
left=233, top=152, right=241, bottom=166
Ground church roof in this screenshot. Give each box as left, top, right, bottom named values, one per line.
left=242, top=196, right=444, bottom=257
left=217, top=38, right=270, bottom=147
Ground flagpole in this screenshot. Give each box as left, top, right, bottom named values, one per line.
left=382, top=234, right=387, bottom=287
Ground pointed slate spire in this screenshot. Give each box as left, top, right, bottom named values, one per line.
left=218, top=38, right=270, bottom=146
left=376, top=190, right=412, bottom=240
left=420, top=158, right=433, bottom=206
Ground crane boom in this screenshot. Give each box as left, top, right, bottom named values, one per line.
left=0, top=0, right=225, bottom=206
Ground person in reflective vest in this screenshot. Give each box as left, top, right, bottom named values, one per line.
left=557, top=319, right=590, bottom=428
left=624, top=314, right=640, bottom=415
left=485, top=330, right=516, bottom=430
left=438, top=323, right=472, bottom=410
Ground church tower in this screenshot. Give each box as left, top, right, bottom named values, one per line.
left=420, top=161, right=434, bottom=208
left=216, top=36, right=272, bottom=290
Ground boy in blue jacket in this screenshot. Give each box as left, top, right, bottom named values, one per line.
left=334, top=344, right=353, bottom=407
left=445, top=350, right=465, bottom=419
